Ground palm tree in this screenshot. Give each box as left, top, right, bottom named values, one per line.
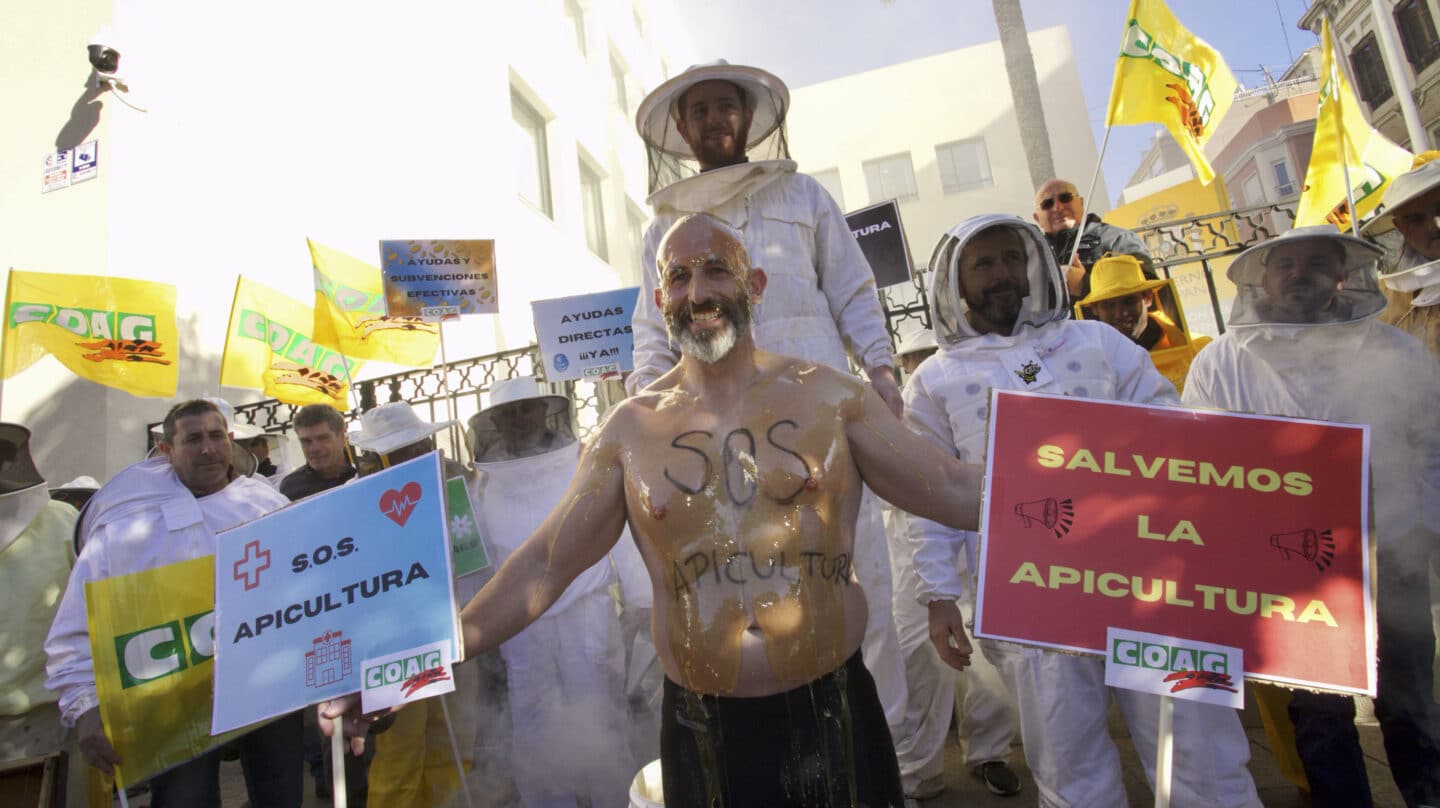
left=992, top=0, right=1055, bottom=186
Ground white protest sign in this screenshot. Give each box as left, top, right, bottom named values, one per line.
left=531, top=287, right=639, bottom=382
left=211, top=453, right=458, bottom=733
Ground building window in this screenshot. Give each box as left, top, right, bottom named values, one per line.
left=580, top=158, right=608, bottom=260
left=611, top=50, right=628, bottom=113
left=563, top=0, right=587, bottom=58
left=1242, top=173, right=1265, bottom=207
left=935, top=138, right=994, bottom=194
left=1349, top=32, right=1393, bottom=108
left=1271, top=159, right=1297, bottom=197
left=862, top=153, right=919, bottom=203
left=812, top=168, right=845, bottom=210
left=1396, top=0, right=1440, bottom=73
left=512, top=90, right=552, bottom=217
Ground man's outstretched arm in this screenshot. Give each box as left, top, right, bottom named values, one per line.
left=457, top=436, right=629, bottom=659
left=846, top=381, right=982, bottom=533
left=322, top=429, right=630, bottom=744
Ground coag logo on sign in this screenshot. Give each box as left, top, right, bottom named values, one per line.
left=1110, top=637, right=1238, bottom=695
left=1112, top=637, right=1226, bottom=674
left=113, top=611, right=216, bottom=689
left=364, top=648, right=443, bottom=690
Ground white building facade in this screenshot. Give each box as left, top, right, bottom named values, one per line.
left=0, top=0, right=693, bottom=482
left=784, top=25, right=1107, bottom=277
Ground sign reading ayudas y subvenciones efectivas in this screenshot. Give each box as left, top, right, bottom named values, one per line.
left=975, top=390, right=1374, bottom=695
left=211, top=453, right=459, bottom=733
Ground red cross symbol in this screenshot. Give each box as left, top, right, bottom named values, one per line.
left=233, top=540, right=271, bottom=591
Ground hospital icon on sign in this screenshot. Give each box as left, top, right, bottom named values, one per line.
left=305, top=630, right=353, bottom=688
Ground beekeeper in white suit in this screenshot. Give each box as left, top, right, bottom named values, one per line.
left=626, top=59, right=911, bottom=746
left=904, top=213, right=1260, bottom=807
left=466, top=377, right=647, bottom=808
left=884, top=325, right=1023, bottom=799
left=1183, top=226, right=1440, bottom=806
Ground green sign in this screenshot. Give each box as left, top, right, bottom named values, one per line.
left=445, top=476, right=490, bottom=577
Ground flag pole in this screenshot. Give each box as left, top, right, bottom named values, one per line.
left=1154, top=694, right=1176, bottom=808
left=436, top=319, right=463, bottom=463
left=1070, top=125, right=1115, bottom=269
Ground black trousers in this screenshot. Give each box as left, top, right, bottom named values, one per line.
left=660, top=652, right=905, bottom=808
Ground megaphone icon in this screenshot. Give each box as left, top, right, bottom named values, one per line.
left=1269, top=528, right=1335, bottom=572
left=1014, top=496, right=1074, bottom=538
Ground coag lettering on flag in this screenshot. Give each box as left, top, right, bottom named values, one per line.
left=220, top=276, right=360, bottom=408
left=309, top=239, right=439, bottom=367
left=3, top=270, right=179, bottom=397
left=1294, top=16, right=1413, bottom=228
left=1106, top=0, right=1238, bottom=185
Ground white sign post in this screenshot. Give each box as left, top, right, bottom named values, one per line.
left=1104, top=627, right=1243, bottom=807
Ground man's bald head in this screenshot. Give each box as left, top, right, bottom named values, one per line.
left=1033, top=178, right=1084, bottom=235
left=654, top=213, right=767, bottom=364
left=656, top=213, right=752, bottom=284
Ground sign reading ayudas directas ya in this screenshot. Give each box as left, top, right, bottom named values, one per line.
left=974, top=390, right=1374, bottom=695
left=211, top=453, right=459, bottom=733
left=532, top=287, right=639, bottom=382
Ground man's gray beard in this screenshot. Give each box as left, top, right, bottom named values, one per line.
left=675, top=321, right=740, bottom=363
left=666, top=296, right=752, bottom=364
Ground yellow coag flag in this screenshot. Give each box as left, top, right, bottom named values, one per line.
left=86, top=556, right=253, bottom=788
left=308, top=239, right=439, bottom=366
left=1106, top=0, right=1238, bottom=184
left=1294, top=17, right=1414, bottom=228
left=3, top=270, right=179, bottom=397
left=221, top=277, right=360, bottom=408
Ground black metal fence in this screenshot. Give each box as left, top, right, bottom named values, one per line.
left=878, top=199, right=1301, bottom=343
left=193, top=200, right=1305, bottom=445
left=155, top=345, right=622, bottom=449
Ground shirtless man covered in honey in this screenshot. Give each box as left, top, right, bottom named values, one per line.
left=325, top=213, right=984, bottom=807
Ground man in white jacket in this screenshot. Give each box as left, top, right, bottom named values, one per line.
left=885, top=328, right=1022, bottom=799
left=627, top=61, right=911, bottom=746
left=906, top=214, right=1261, bottom=807
left=466, top=377, right=646, bottom=808
left=44, top=399, right=300, bottom=807
left=1183, top=226, right=1440, bottom=808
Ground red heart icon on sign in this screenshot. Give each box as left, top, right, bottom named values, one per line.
left=379, top=481, right=423, bottom=527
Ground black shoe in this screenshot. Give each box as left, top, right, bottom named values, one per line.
left=974, top=761, right=1022, bottom=796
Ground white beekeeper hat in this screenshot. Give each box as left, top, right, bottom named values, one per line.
left=350, top=402, right=456, bottom=456
left=636, top=60, right=790, bottom=162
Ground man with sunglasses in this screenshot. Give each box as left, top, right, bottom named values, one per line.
left=1032, top=178, right=1156, bottom=301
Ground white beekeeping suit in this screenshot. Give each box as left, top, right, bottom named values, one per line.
left=1183, top=226, right=1440, bottom=805
left=466, top=378, right=644, bottom=808
left=882, top=325, right=1020, bottom=798
left=904, top=213, right=1260, bottom=808
left=626, top=60, right=909, bottom=740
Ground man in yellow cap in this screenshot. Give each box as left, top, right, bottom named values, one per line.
left=1075, top=253, right=1210, bottom=392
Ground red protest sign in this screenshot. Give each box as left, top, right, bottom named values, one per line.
left=974, top=390, right=1374, bottom=695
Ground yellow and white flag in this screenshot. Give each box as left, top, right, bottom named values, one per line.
left=1294, top=17, right=1414, bottom=229
left=87, top=556, right=254, bottom=789
left=221, top=277, right=360, bottom=408
left=1106, top=0, right=1238, bottom=184
left=309, top=239, right=439, bottom=367
left=3, top=270, right=178, bottom=397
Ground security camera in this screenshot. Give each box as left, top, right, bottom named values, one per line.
left=87, top=44, right=120, bottom=75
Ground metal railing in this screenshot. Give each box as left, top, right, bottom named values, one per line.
left=153, top=344, right=619, bottom=448
left=878, top=199, right=1300, bottom=342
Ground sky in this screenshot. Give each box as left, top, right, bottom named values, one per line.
left=668, top=0, right=1319, bottom=207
